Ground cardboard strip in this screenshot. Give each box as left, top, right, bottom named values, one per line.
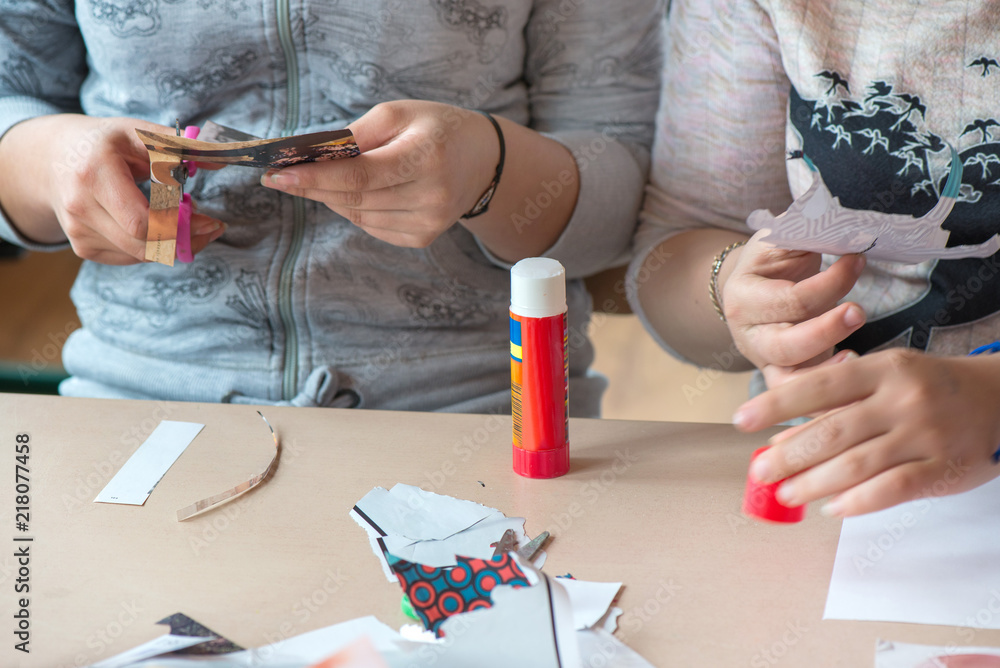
left=176, top=411, right=279, bottom=521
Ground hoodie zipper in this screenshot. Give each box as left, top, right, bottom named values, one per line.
left=276, top=0, right=304, bottom=401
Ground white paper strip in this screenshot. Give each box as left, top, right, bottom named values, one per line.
left=825, top=476, right=1000, bottom=628
left=89, top=634, right=210, bottom=667
left=95, top=421, right=204, bottom=505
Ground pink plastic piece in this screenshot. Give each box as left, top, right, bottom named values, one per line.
left=176, top=194, right=193, bottom=264
left=182, top=125, right=200, bottom=176
left=742, top=446, right=805, bottom=523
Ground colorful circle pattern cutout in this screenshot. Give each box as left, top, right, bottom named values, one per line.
left=389, top=552, right=530, bottom=636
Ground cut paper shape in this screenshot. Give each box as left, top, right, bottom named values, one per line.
left=425, top=559, right=583, bottom=668
left=748, top=149, right=1000, bottom=263
left=86, top=609, right=652, bottom=667
left=176, top=412, right=279, bottom=521
left=138, top=121, right=359, bottom=265
left=825, top=476, right=1000, bottom=628
left=89, top=635, right=211, bottom=668
left=95, top=421, right=204, bottom=506
left=388, top=551, right=531, bottom=636
left=555, top=577, right=623, bottom=631
left=156, top=612, right=243, bottom=655
left=875, top=639, right=1000, bottom=668
left=92, top=616, right=404, bottom=668
left=350, top=484, right=532, bottom=580
left=136, top=125, right=359, bottom=169
left=307, top=637, right=389, bottom=668
left=577, top=628, right=655, bottom=668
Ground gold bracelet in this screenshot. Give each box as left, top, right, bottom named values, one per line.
left=709, top=240, right=747, bottom=322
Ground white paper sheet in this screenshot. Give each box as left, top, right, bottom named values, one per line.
left=114, top=617, right=404, bottom=668
left=556, top=577, right=623, bottom=630
left=95, top=421, right=204, bottom=505
left=825, top=476, right=1000, bottom=628
left=350, top=484, right=530, bottom=580
left=89, top=634, right=212, bottom=667
left=419, top=569, right=582, bottom=668
left=875, top=639, right=1000, bottom=667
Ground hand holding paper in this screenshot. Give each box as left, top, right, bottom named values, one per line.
left=0, top=114, right=224, bottom=265
left=261, top=100, right=501, bottom=249
left=721, top=230, right=868, bottom=387
left=734, top=348, right=1000, bottom=516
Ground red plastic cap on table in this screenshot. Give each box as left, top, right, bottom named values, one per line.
left=743, top=446, right=805, bottom=523
left=513, top=443, right=569, bottom=479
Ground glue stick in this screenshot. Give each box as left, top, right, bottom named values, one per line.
left=510, top=258, right=569, bottom=478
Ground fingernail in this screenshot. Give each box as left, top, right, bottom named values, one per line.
left=262, top=171, right=297, bottom=188
left=844, top=305, right=865, bottom=328
left=209, top=222, right=228, bottom=241
left=193, top=219, right=223, bottom=236
left=775, top=482, right=797, bottom=505
left=749, top=456, right=772, bottom=483
left=839, top=350, right=860, bottom=363
left=821, top=499, right=844, bottom=518
left=732, top=407, right=752, bottom=430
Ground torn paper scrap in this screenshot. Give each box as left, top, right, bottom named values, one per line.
left=95, top=421, right=204, bottom=505
left=307, top=636, right=389, bottom=668
left=422, top=562, right=582, bottom=668
left=259, top=616, right=403, bottom=665
left=380, top=515, right=529, bottom=568
left=94, top=616, right=404, bottom=668
left=875, top=639, right=1000, bottom=667
left=138, top=122, right=358, bottom=266
left=556, top=577, right=623, bottom=630
left=577, top=628, right=655, bottom=668
left=89, top=634, right=213, bottom=668
left=748, top=148, right=1000, bottom=263
left=388, top=551, right=531, bottom=636
left=156, top=612, right=243, bottom=655
left=350, top=484, right=530, bottom=580
left=825, top=476, right=1000, bottom=628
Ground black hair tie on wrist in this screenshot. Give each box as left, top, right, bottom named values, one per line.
left=461, top=110, right=505, bottom=219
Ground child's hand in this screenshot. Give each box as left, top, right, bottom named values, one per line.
left=261, top=100, right=501, bottom=248
left=0, top=114, right=225, bottom=264
left=722, top=231, right=867, bottom=387
left=734, top=349, right=1000, bottom=516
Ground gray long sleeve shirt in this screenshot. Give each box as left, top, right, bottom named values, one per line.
left=0, top=0, right=661, bottom=414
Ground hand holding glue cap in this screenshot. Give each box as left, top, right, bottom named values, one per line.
left=510, top=258, right=569, bottom=479
left=743, top=446, right=805, bottom=523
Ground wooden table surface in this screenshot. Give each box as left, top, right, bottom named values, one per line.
left=1, top=393, right=996, bottom=667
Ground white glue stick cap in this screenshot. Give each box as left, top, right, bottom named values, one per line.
left=510, top=258, right=566, bottom=318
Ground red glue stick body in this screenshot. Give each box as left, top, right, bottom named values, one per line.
left=510, top=258, right=569, bottom=479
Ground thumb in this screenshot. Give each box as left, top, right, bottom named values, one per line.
left=346, top=102, right=415, bottom=154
